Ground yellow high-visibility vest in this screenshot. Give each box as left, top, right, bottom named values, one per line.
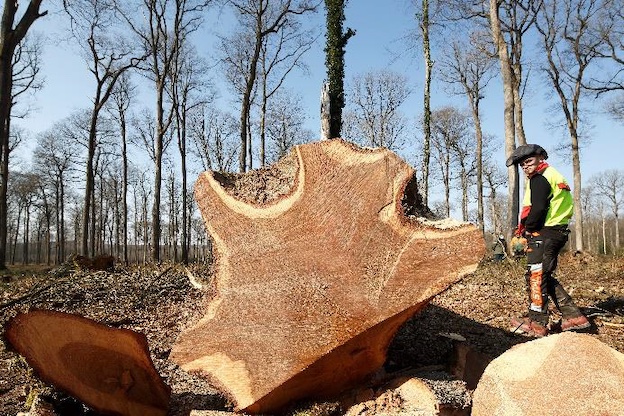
left=523, top=166, right=573, bottom=226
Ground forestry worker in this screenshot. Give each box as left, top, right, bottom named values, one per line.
left=505, top=144, right=590, bottom=337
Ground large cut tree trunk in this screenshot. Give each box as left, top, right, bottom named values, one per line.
left=171, top=139, right=485, bottom=414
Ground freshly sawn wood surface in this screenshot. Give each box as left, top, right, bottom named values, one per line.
left=171, top=140, right=485, bottom=414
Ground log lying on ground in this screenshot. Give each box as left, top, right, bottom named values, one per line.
left=472, top=332, right=624, bottom=415
left=5, top=309, right=171, bottom=416
left=171, top=139, right=485, bottom=414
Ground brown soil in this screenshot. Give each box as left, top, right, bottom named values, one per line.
left=1, top=254, right=623, bottom=416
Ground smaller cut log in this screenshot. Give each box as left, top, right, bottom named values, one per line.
left=5, top=309, right=170, bottom=416
left=472, top=332, right=624, bottom=415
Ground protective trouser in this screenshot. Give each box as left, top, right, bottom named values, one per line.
left=525, top=226, right=581, bottom=324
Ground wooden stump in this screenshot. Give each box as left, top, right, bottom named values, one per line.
left=171, top=140, right=485, bottom=414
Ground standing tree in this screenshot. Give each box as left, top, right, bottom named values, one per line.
left=8, top=170, right=40, bottom=264
left=324, top=0, right=355, bottom=140
left=439, top=31, right=496, bottom=232
left=430, top=106, right=472, bottom=217
left=489, top=0, right=521, bottom=236
left=0, top=0, right=46, bottom=269
left=32, top=127, right=78, bottom=264
left=118, top=0, right=213, bottom=262
left=441, top=0, right=538, bottom=237
left=343, top=69, right=411, bottom=152
left=498, top=0, right=540, bottom=147
left=189, top=106, right=240, bottom=173
left=108, top=72, right=135, bottom=265
left=449, top=119, right=477, bottom=222
left=483, top=158, right=509, bottom=234
left=535, top=0, right=608, bottom=252
left=258, top=9, right=318, bottom=166
left=265, top=89, right=313, bottom=162
left=169, top=45, right=212, bottom=263
left=418, top=0, right=434, bottom=207
left=221, top=0, right=318, bottom=172
left=64, top=0, right=145, bottom=257
left=590, top=169, right=623, bottom=251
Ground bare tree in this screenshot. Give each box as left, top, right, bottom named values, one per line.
left=430, top=106, right=472, bottom=217
left=257, top=6, right=318, bottom=166
left=590, top=169, right=623, bottom=251
left=583, top=4, right=624, bottom=94
left=413, top=0, right=435, bottom=207
left=108, top=72, right=135, bottom=265
left=189, top=106, right=240, bottom=173
left=169, top=45, right=212, bottom=263
left=63, top=0, right=145, bottom=257
left=117, top=0, right=213, bottom=262
left=164, top=164, right=179, bottom=261
left=483, top=157, right=508, bottom=233
left=580, top=185, right=597, bottom=252
left=343, top=69, right=411, bottom=151
left=221, top=0, right=319, bottom=172
left=489, top=0, right=521, bottom=235
left=129, top=167, right=153, bottom=264
left=439, top=0, right=539, bottom=235
left=450, top=124, right=477, bottom=222
left=265, top=89, right=313, bottom=162
left=0, top=0, right=46, bottom=269
left=535, top=0, right=609, bottom=252
left=32, top=126, right=79, bottom=263
left=8, top=170, right=40, bottom=264
left=439, top=31, right=496, bottom=232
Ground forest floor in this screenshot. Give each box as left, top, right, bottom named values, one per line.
left=1, top=253, right=624, bottom=416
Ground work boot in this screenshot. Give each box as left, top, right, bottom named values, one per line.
left=561, top=315, right=591, bottom=331
left=550, top=282, right=583, bottom=317
left=510, top=316, right=548, bottom=337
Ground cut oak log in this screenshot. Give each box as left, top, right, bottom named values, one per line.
left=171, top=139, right=485, bottom=414
left=5, top=309, right=170, bottom=416
left=472, top=332, right=624, bottom=416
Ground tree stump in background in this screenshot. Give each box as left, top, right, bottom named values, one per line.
left=171, top=139, right=485, bottom=414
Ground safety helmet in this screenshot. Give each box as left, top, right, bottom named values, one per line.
left=505, top=144, right=548, bottom=167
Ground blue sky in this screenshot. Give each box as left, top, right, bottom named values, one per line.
left=15, top=0, right=623, bottom=189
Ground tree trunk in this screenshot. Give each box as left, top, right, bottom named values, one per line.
left=489, top=0, right=519, bottom=234
left=602, top=212, right=606, bottom=254
left=320, top=81, right=330, bottom=140
left=171, top=140, right=484, bottom=414
left=421, top=0, right=432, bottom=207
left=82, top=107, right=100, bottom=257
left=0, top=0, right=45, bottom=269
left=152, top=81, right=166, bottom=263
left=180, top=143, right=188, bottom=264
left=570, top=132, right=583, bottom=252
left=239, top=15, right=263, bottom=172
left=469, top=98, right=485, bottom=234
left=615, top=212, right=620, bottom=250
left=22, top=206, right=30, bottom=264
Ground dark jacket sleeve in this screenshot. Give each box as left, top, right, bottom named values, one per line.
left=522, top=174, right=551, bottom=232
